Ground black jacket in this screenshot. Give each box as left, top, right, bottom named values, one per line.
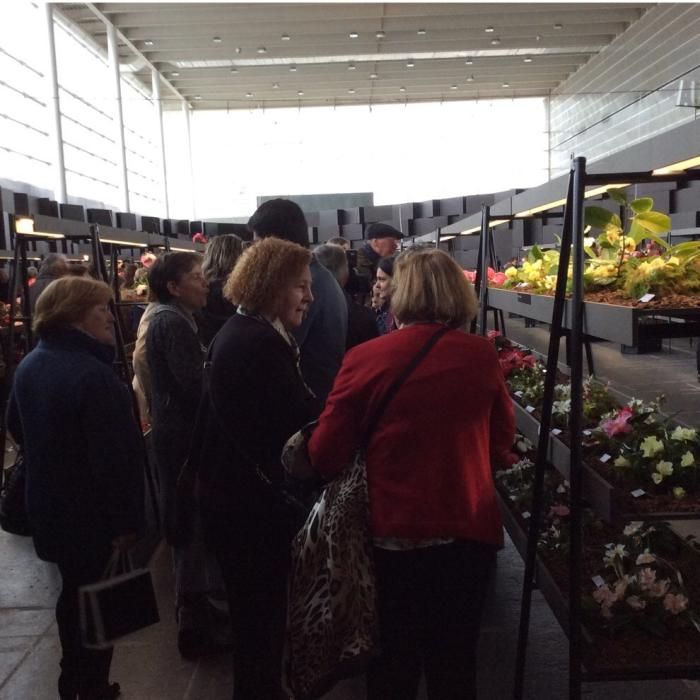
left=7, top=329, right=145, bottom=562
left=197, top=278, right=237, bottom=348
left=197, top=313, right=319, bottom=515
left=345, top=291, right=379, bottom=350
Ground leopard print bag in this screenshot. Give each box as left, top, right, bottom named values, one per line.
left=285, top=450, right=378, bottom=700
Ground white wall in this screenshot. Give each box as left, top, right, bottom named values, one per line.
left=163, top=98, right=549, bottom=220
left=550, top=3, right=700, bottom=175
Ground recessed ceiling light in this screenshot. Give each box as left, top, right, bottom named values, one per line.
left=235, top=47, right=242, bottom=54
left=490, top=37, right=501, bottom=46
left=523, top=56, right=533, bottom=63
left=194, top=95, right=202, bottom=100
left=348, top=63, right=356, bottom=70
left=297, top=90, right=304, bottom=96
left=230, top=67, right=238, bottom=73
left=272, top=82, right=279, bottom=89
left=171, top=71, right=180, bottom=77
left=417, top=28, right=427, bottom=35
left=348, top=88, right=356, bottom=94
left=349, top=31, right=359, bottom=39
left=375, top=30, right=385, bottom=39
left=369, top=72, right=378, bottom=79
left=502, top=82, right=510, bottom=88
left=245, top=92, right=253, bottom=98
left=281, top=34, right=290, bottom=41
left=212, top=36, right=222, bottom=44
left=399, top=86, right=406, bottom=92
left=485, top=26, right=495, bottom=33
left=144, top=40, right=154, bottom=46
left=553, top=23, right=563, bottom=29
left=289, top=65, right=297, bottom=72
left=535, top=34, right=542, bottom=41
left=465, top=58, right=473, bottom=65
left=450, top=85, right=458, bottom=90
left=407, top=60, right=415, bottom=68
left=467, top=75, right=475, bottom=82
left=257, top=47, right=267, bottom=54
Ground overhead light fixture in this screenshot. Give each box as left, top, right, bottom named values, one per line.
left=230, top=67, right=238, bottom=73
left=194, top=94, right=202, bottom=100
left=440, top=234, right=456, bottom=241
left=349, top=31, right=359, bottom=39
left=653, top=155, right=700, bottom=175
left=245, top=92, right=253, bottom=97
left=553, top=23, right=563, bottom=30
left=485, top=26, right=495, bottom=33
left=15, top=217, right=65, bottom=239
left=376, top=30, right=385, bottom=39
left=101, top=238, right=148, bottom=248
left=212, top=36, right=222, bottom=43
left=523, top=57, right=533, bottom=63
left=465, top=58, right=473, bottom=65
left=399, top=86, right=406, bottom=92
left=171, top=71, right=180, bottom=77
left=281, top=34, right=290, bottom=41
left=144, top=40, right=154, bottom=46
left=417, top=28, right=427, bottom=35
left=584, top=183, right=631, bottom=199
left=407, top=60, right=415, bottom=68
left=369, top=72, right=378, bottom=79
left=491, top=38, right=501, bottom=46
left=235, top=47, right=242, bottom=54
left=490, top=219, right=510, bottom=227
left=348, top=63, right=356, bottom=70
left=348, top=88, right=356, bottom=94
left=289, top=65, right=297, bottom=72
left=460, top=225, right=481, bottom=235
left=516, top=198, right=568, bottom=217
left=450, top=85, right=458, bottom=90
left=257, top=47, right=267, bottom=54
left=297, top=90, right=304, bottom=96
left=272, top=82, right=280, bottom=89
left=535, top=34, right=542, bottom=41
left=467, top=75, right=475, bottom=82
left=502, top=82, right=510, bottom=88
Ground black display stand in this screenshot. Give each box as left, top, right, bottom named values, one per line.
left=508, top=158, right=700, bottom=699
left=472, top=204, right=506, bottom=336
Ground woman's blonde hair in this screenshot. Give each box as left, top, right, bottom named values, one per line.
left=391, top=247, right=478, bottom=329
left=201, top=234, right=244, bottom=282
left=33, top=276, right=112, bottom=337
left=224, top=237, right=311, bottom=314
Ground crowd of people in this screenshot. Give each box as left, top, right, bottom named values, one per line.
left=6, top=198, right=515, bottom=700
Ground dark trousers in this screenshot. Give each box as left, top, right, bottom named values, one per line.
left=55, top=546, right=114, bottom=700
left=367, top=540, right=496, bottom=700
left=204, top=504, right=293, bottom=700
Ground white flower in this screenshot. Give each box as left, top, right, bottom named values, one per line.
left=680, top=451, right=695, bottom=468
left=636, top=549, right=655, bottom=565
left=673, top=486, right=687, bottom=499
left=641, top=436, right=664, bottom=458
left=663, top=593, right=689, bottom=615
left=656, top=460, right=674, bottom=477
left=604, top=544, right=627, bottom=567
left=623, top=522, right=643, bottom=536
left=584, top=236, right=597, bottom=249
left=626, top=595, right=647, bottom=611
left=671, top=426, right=696, bottom=442
left=652, top=472, right=663, bottom=485
left=638, top=567, right=657, bottom=590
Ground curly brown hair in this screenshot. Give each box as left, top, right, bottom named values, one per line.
left=224, top=237, right=311, bottom=315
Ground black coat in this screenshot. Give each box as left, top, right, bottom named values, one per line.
left=345, top=291, right=379, bottom=350
left=7, top=329, right=145, bottom=562
left=197, top=278, right=237, bottom=348
left=197, top=313, right=319, bottom=515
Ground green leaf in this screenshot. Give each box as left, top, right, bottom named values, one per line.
left=584, top=246, right=596, bottom=258
left=635, top=211, right=672, bottom=234
left=528, top=244, right=544, bottom=263
left=628, top=219, right=649, bottom=244
left=630, top=197, right=654, bottom=214
left=585, top=206, right=622, bottom=230
left=608, top=189, right=628, bottom=205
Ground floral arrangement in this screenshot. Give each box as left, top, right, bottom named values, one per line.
left=140, top=252, right=157, bottom=268
left=464, top=266, right=507, bottom=287
left=192, top=232, right=208, bottom=245
left=587, top=521, right=700, bottom=637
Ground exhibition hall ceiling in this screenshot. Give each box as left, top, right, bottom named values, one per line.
left=55, top=2, right=652, bottom=110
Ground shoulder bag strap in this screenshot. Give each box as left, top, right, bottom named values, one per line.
left=360, top=325, right=451, bottom=452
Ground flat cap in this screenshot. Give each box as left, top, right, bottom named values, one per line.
left=365, top=222, right=403, bottom=239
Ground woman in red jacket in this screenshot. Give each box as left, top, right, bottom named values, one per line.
left=306, top=247, right=515, bottom=700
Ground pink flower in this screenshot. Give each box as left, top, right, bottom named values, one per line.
left=549, top=504, right=570, bottom=518
left=626, top=595, right=647, bottom=611
left=140, top=252, right=157, bottom=269
left=192, top=232, right=208, bottom=244
left=491, top=271, right=507, bottom=287
left=638, top=567, right=657, bottom=590
left=487, top=330, right=502, bottom=340
left=601, top=407, right=634, bottom=438
left=487, top=266, right=496, bottom=281
left=663, top=593, right=688, bottom=615
left=464, top=270, right=477, bottom=283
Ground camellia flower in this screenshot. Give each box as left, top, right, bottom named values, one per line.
left=601, top=407, right=634, bottom=438
left=671, top=426, right=696, bottom=442
left=640, top=436, right=664, bottom=458
left=638, top=567, right=657, bottom=590
left=635, top=549, right=655, bottom=565
left=623, top=522, right=643, bottom=536
left=626, top=595, right=647, bottom=611
left=680, top=451, right=695, bottom=468
left=614, top=455, right=631, bottom=468
left=663, top=593, right=689, bottom=615
left=673, top=486, right=687, bottom=499
left=656, top=460, right=674, bottom=477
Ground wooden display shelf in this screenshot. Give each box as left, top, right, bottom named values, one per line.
left=489, top=288, right=700, bottom=347
left=512, top=400, right=700, bottom=523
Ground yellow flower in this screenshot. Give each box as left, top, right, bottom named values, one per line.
left=656, top=460, right=673, bottom=477
left=614, top=456, right=631, bottom=468
left=671, top=426, right=696, bottom=442
left=649, top=257, right=665, bottom=271
left=640, top=436, right=664, bottom=458
left=667, top=256, right=680, bottom=266
left=505, top=266, right=518, bottom=279
left=680, top=451, right=695, bottom=468
left=651, top=472, right=663, bottom=485
left=673, top=487, right=687, bottom=499
left=606, top=227, right=621, bottom=245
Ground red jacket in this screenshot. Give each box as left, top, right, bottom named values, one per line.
left=308, top=323, right=514, bottom=547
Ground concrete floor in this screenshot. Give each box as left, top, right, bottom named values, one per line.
left=1, top=319, right=700, bottom=699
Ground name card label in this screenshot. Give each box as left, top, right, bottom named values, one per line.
left=631, top=488, right=646, bottom=498
left=514, top=390, right=524, bottom=398
left=639, top=293, right=655, bottom=303
left=526, top=405, right=536, bottom=414
left=551, top=428, right=563, bottom=436
left=592, top=575, right=605, bottom=588
left=583, top=430, right=592, bottom=437
left=599, top=453, right=612, bottom=464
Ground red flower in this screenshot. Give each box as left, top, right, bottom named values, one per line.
left=192, top=232, right=208, bottom=244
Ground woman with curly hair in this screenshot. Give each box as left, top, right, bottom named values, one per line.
left=196, top=237, right=319, bottom=700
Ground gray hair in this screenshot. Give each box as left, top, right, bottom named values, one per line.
left=39, top=253, right=68, bottom=277
left=201, top=234, right=244, bottom=282
left=314, top=244, right=348, bottom=285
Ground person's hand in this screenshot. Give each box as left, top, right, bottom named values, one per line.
left=112, top=533, right=138, bottom=551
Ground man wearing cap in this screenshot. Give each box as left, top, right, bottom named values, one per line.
left=356, top=222, right=403, bottom=282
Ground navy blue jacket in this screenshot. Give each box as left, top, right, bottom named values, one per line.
left=7, top=329, right=145, bottom=562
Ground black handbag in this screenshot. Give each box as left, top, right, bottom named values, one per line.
left=79, top=550, right=160, bottom=649
left=0, top=450, right=31, bottom=536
